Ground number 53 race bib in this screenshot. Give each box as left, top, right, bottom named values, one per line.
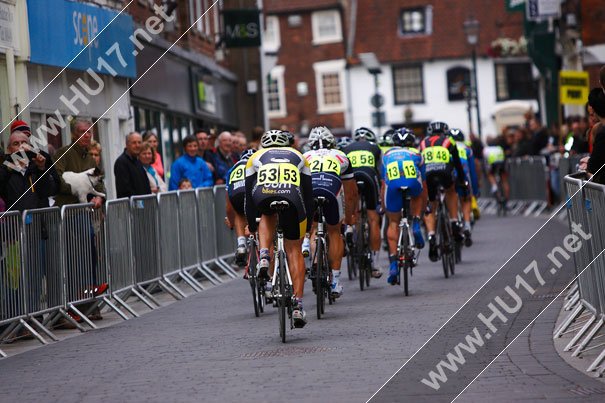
left=258, top=163, right=300, bottom=186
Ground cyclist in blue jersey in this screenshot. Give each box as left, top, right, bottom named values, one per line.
left=381, top=128, right=428, bottom=285
left=225, top=149, right=256, bottom=266
left=449, top=128, right=479, bottom=246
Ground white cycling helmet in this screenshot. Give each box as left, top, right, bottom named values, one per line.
left=308, top=126, right=336, bottom=150
left=260, top=130, right=290, bottom=148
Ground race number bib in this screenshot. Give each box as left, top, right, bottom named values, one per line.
left=386, top=161, right=417, bottom=180
left=422, top=146, right=450, bottom=164
left=258, top=163, right=300, bottom=186
left=309, top=156, right=340, bottom=175
left=229, top=165, right=245, bottom=183
left=456, top=146, right=467, bottom=160
left=348, top=150, right=375, bottom=168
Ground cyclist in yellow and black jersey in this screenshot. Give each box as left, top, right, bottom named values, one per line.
left=303, top=126, right=358, bottom=298
left=419, top=121, right=468, bottom=262
left=245, top=130, right=313, bottom=328
left=343, top=127, right=384, bottom=278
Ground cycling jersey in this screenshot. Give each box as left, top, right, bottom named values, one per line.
left=343, top=141, right=382, bottom=210
left=381, top=147, right=425, bottom=213
left=483, top=145, right=506, bottom=176
left=245, top=147, right=313, bottom=240
left=420, top=135, right=466, bottom=201
left=303, top=148, right=354, bottom=225
left=226, top=159, right=246, bottom=214
left=454, top=143, right=479, bottom=197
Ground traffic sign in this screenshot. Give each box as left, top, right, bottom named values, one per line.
left=371, top=93, right=384, bottom=108
left=526, top=0, right=560, bottom=21
left=372, top=111, right=386, bottom=127
left=559, top=70, right=589, bottom=105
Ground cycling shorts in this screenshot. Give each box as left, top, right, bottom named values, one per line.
left=488, top=161, right=506, bottom=176
left=426, top=170, right=454, bottom=202
left=452, top=163, right=471, bottom=198
left=384, top=180, right=423, bottom=213
left=353, top=169, right=379, bottom=211
left=252, top=192, right=307, bottom=241
left=229, top=192, right=245, bottom=215
left=312, top=188, right=343, bottom=226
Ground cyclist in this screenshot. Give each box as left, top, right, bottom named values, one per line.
left=419, top=121, right=467, bottom=262
left=303, top=127, right=358, bottom=298
left=381, top=128, right=428, bottom=285
left=378, top=129, right=395, bottom=155
left=343, top=127, right=384, bottom=278
left=245, top=130, right=314, bottom=328
left=449, top=128, right=479, bottom=246
left=337, top=136, right=353, bottom=151
left=483, top=140, right=509, bottom=202
left=226, top=148, right=256, bottom=266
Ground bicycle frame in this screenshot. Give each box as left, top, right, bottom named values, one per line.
left=272, top=229, right=294, bottom=293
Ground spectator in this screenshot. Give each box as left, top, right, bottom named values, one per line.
left=10, top=120, right=60, bottom=207
left=528, top=117, right=549, bottom=156
left=89, top=140, right=102, bottom=169
left=142, top=131, right=164, bottom=179
left=178, top=178, right=192, bottom=190
left=249, top=126, right=263, bottom=149
left=140, top=141, right=167, bottom=193
left=563, top=116, right=589, bottom=154
left=511, top=127, right=532, bottom=157
left=210, top=131, right=236, bottom=184
left=114, top=132, right=152, bottom=198
left=54, top=118, right=105, bottom=208
left=0, top=131, right=58, bottom=211
left=168, top=136, right=213, bottom=190
left=232, top=131, right=247, bottom=156
left=195, top=129, right=215, bottom=173
left=580, top=88, right=605, bottom=184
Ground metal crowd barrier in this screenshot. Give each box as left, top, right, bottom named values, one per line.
left=554, top=173, right=605, bottom=376
left=0, top=185, right=239, bottom=356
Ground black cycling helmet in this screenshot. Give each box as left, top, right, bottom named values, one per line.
left=378, top=129, right=395, bottom=147
left=426, top=121, right=449, bottom=136
left=240, top=148, right=257, bottom=161
left=285, top=131, right=295, bottom=146
left=353, top=127, right=377, bottom=143
left=337, top=136, right=353, bottom=150
left=448, top=128, right=465, bottom=142
left=393, top=127, right=416, bottom=147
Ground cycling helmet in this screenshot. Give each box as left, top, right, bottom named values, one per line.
left=426, top=121, right=449, bottom=136
left=378, top=129, right=395, bottom=147
left=353, top=127, right=377, bottom=143
left=393, top=127, right=416, bottom=147
left=308, top=126, right=336, bottom=150
left=260, top=130, right=290, bottom=148
left=284, top=130, right=295, bottom=146
left=337, top=136, right=353, bottom=150
left=240, top=148, right=257, bottom=161
left=448, top=128, right=465, bottom=142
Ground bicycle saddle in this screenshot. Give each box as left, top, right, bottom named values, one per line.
left=270, top=200, right=290, bottom=211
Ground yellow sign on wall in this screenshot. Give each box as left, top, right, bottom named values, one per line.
left=559, top=71, right=590, bottom=105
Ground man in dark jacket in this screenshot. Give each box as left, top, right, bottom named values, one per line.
left=114, top=132, right=151, bottom=198
left=0, top=131, right=58, bottom=211
left=581, top=88, right=605, bottom=184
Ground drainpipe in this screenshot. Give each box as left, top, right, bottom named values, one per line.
left=6, top=47, right=19, bottom=117
left=345, top=0, right=358, bottom=132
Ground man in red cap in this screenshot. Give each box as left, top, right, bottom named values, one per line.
left=10, top=120, right=32, bottom=137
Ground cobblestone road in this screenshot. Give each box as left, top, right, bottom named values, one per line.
left=0, top=215, right=603, bottom=402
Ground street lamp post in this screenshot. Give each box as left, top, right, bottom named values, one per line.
left=359, top=53, right=384, bottom=135
left=464, top=17, right=482, bottom=140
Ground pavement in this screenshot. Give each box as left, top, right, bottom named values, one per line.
left=0, top=215, right=604, bottom=402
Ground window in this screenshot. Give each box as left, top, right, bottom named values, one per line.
left=263, top=15, right=280, bottom=52
left=311, top=10, right=342, bottom=45
left=189, top=0, right=213, bottom=36
left=446, top=66, right=471, bottom=101
left=267, top=66, right=286, bottom=118
left=495, top=62, right=536, bottom=101
left=392, top=65, right=424, bottom=104
left=313, top=60, right=347, bottom=114
left=399, top=6, right=432, bottom=36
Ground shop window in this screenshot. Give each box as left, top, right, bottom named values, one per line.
left=392, top=64, right=424, bottom=104
left=446, top=66, right=471, bottom=101
left=263, top=15, right=280, bottom=52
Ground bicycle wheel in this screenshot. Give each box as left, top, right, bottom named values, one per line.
left=400, top=225, right=410, bottom=296
left=316, top=238, right=326, bottom=319
left=455, top=239, right=462, bottom=264
left=248, top=249, right=260, bottom=317
left=278, top=250, right=287, bottom=343
left=358, top=224, right=366, bottom=291
left=444, top=220, right=456, bottom=276
left=438, top=208, right=449, bottom=279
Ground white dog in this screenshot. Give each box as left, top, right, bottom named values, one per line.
left=62, top=168, right=105, bottom=203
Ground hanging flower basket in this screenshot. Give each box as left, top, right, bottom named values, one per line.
left=487, top=36, right=528, bottom=58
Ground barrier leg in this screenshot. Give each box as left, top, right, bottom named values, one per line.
left=178, top=271, right=203, bottom=292
left=217, top=256, right=238, bottom=278
left=19, top=318, right=48, bottom=345
left=0, top=321, right=19, bottom=341
left=573, top=318, right=605, bottom=357
left=58, top=308, right=87, bottom=332
left=183, top=268, right=207, bottom=290
left=29, top=316, right=59, bottom=342
left=67, top=304, right=98, bottom=330
left=157, top=279, right=182, bottom=300
left=564, top=292, right=580, bottom=311
left=554, top=303, right=584, bottom=338
left=565, top=314, right=597, bottom=351
left=101, top=296, right=129, bottom=321
left=0, top=348, right=6, bottom=358
left=112, top=294, right=140, bottom=318
left=590, top=347, right=605, bottom=373
left=136, top=285, right=162, bottom=307
left=201, top=262, right=223, bottom=284
left=161, top=276, right=187, bottom=299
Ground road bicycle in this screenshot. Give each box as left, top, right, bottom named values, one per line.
left=493, top=164, right=507, bottom=217
left=245, top=233, right=265, bottom=317
left=310, top=196, right=334, bottom=319
left=395, top=186, right=417, bottom=296
left=268, top=201, right=296, bottom=343
left=435, top=186, right=455, bottom=278
left=354, top=181, right=372, bottom=291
